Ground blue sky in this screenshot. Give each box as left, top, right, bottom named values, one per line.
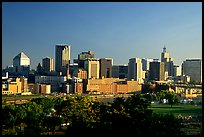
left=2, top=2, right=202, bottom=69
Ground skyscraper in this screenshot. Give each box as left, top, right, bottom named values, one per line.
left=142, top=58, right=154, bottom=71
left=173, top=65, right=181, bottom=77
left=84, top=58, right=100, bottom=79
left=182, top=59, right=202, bottom=83
left=78, top=51, right=94, bottom=68
left=100, top=58, right=113, bottom=78
left=13, top=52, right=30, bottom=77
left=112, top=64, right=128, bottom=79
left=149, top=61, right=165, bottom=81
left=161, top=46, right=174, bottom=76
left=42, top=57, right=54, bottom=73
left=128, top=58, right=143, bottom=84
left=55, top=44, right=71, bottom=75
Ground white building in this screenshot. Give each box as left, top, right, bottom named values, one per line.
left=84, top=58, right=100, bottom=79
left=13, top=52, right=30, bottom=77
left=173, top=65, right=181, bottom=77
left=128, top=58, right=143, bottom=84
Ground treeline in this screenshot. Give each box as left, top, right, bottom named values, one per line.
left=2, top=93, right=183, bottom=136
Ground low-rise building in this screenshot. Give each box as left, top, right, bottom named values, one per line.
left=35, top=75, right=67, bottom=92
left=2, top=77, right=28, bottom=95
left=86, top=77, right=141, bottom=94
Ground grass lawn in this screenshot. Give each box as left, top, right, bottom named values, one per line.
left=150, top=103, right=202, bottom=117
left=150, top=103, right=202, bottom=135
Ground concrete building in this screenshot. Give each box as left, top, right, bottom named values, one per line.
left=28, top=83, right=51, bottom=94
left=86, top=77, right=141, bottom=94
left=55, top=44, right=71, bottom=75
left=84, top=58, right=100, bottom=79
left=100, top=58, right=113, bottom=78
left=2, top=77, right=28, bottom=95
left=42, top=57, right=54, bottom=73
left=72, top=78, right=83, bottom=94
left=112, top=65, right=128, bottom=79
left=161, top=46, right=174, bottom=76
left=128, top=58, right=143, bottom=84
left=35, top=75, right=67, bottom=92
left=173, top=65, right=182, bottom=77
left=149, top=61, right=165, bottom=81
left=73, top=68, right=87, bottom=79
left=142, top=58, right=154, bottom=71
left=78, top=50, right=94, bottom=68
left=182, top=59, right=202, bottom=83
left=41, top=84, right=51, bottom=94
left=13, top=52, right=30, bottom=77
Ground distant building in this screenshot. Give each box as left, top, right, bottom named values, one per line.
left=42, top=57, right=54, bottom=73
left=72, top=78, right=83, bottom=94
left=86, top=77, right=141, bottom=94
left=100, top=58, right=113, bottom=78
left=182, top=59, right=202, bottom=83
left=149, top=61, right=165, bottom=81
left=161, top=46, right=174, bottom=76
left=84, top=58, right=100, bottom=79
left=2, top=77, right=28, bottom=95
left=142, top=58, right=154, bottom=71
left=35, top=75, right=67, bottom=92
left=128, top=58, right=143, bottom=84
left=112, top=64, right=128, bottom=79
left=28, top=83, right=51, bottom=94
left=55, top=44, right=71, bottom=76
left=36, top=63, right=44, bottom=75
left=173, top=65, right=181, bottom=77
left=78, top=50, right=94, bottom=68
left=13, top=52, right=30, bottom=77
left=73, top=68, right=87, bottom=79
left=69, top=63, right=79, bottom=78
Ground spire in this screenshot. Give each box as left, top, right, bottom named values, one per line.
left=163, top=46, right=166, bottom=52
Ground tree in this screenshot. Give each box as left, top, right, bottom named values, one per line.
left=15, top=105, right=27, bottom=134
left=23, top=102, right=44, bottom=135
left=2, top=105, right=17, bottom=130
left=164, top=90, right=179, bottom=107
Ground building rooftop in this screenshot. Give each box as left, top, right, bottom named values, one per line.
left=14, top=52, right=29, bottom=59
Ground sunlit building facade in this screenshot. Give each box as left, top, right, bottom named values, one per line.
left=55, top=44, right=71, bottom=75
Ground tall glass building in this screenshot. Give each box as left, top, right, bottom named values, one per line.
left=182, top=59, right=202, bottom=83
left=55, top=44, right=71, bottom=75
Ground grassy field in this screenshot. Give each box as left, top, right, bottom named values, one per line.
left=150, top=103, right=202, bottom=135
left=150, top=103, right=202, bottom=117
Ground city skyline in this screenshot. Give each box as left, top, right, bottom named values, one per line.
left=2, top=2, right=202, bottom=69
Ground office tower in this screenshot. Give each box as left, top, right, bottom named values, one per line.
left=73, top=68, right=87, bottom=79
left=142, top=58, right=154, bottom=71
left=128, top=58, right=143, bottom=84
left=100, top=58, right=113, bottom=78
left=78, top=51, right=94, bottom=68
left=112, top=65, right=128, bottom=79
left=36, top=63, right=43, bottom=75
left=161, top=46, right=174, bottom=77
left=173, top=65, right=181, bottom=77
left=13, top=52, right=30, bottom=77
left=84, top=58, right=100, bottom=79
left=55, top=44, right=71, bottom=75
left=42, top=57, right=54, bottom=73
left=149, top=61, right=165, bottom=81
left=182, top=59, right=202, bottom=83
